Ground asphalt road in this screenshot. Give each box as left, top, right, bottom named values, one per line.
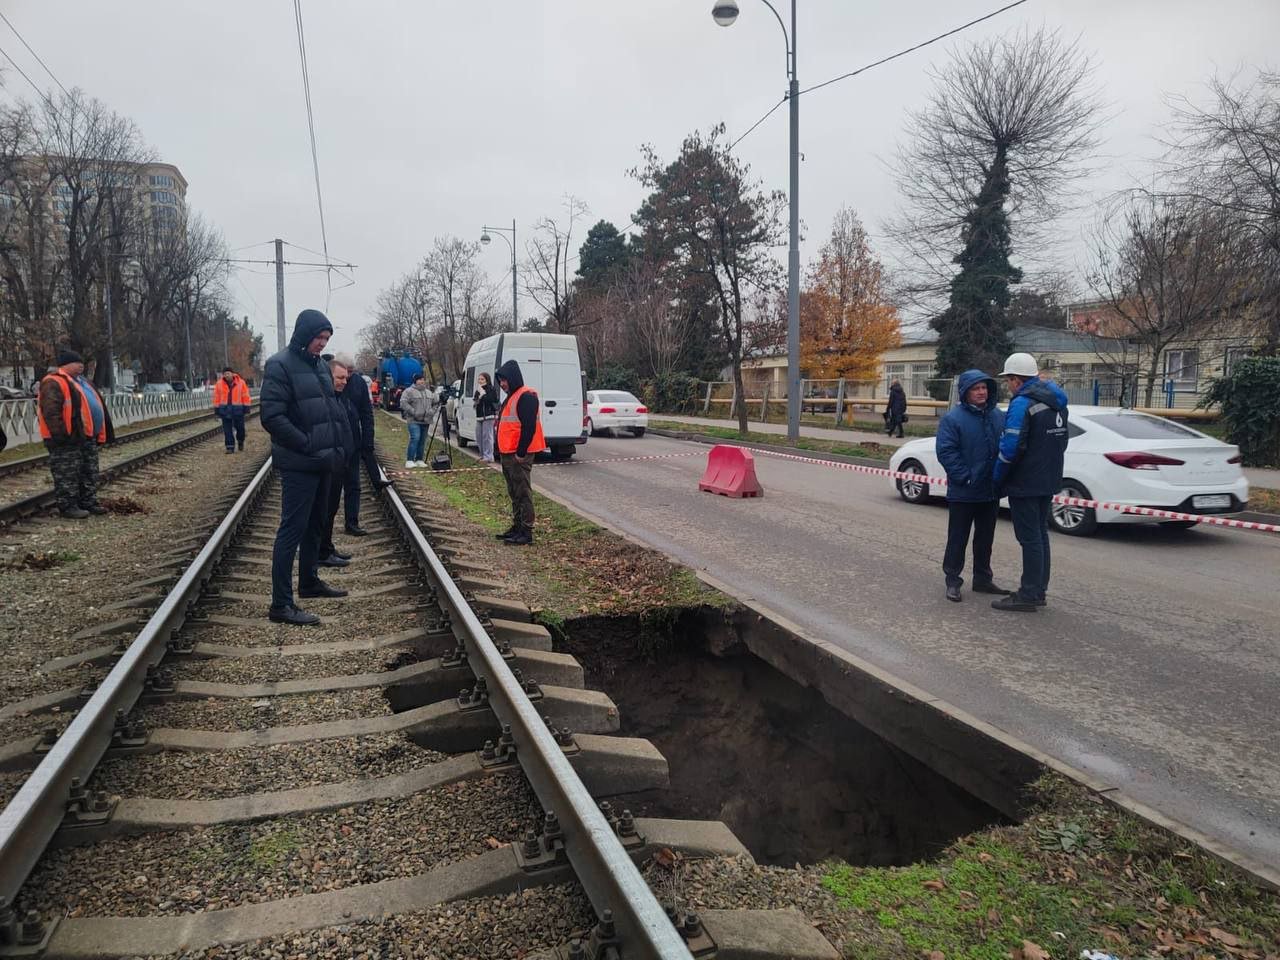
left=533, top=430, right=1280, bottom=871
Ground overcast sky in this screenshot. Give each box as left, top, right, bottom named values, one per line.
left=3, top=0, right=1278, bottom=359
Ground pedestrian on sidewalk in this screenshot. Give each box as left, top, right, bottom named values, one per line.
left=37, top=349, right=114, bottom=519
left=494, top=359, right=545, bottom=546
left=400, top=373, right=434, bottom=467
left=991, top=353, right=1069, bottom=613
left=213, top=366, right=250, bottom=453
left=260, top=309, right=350, bottom=626
left=936, top=369, right=1010, bottom=603
left=885, top=379, right=907, bottom=438
left=319, top=357, right=358, bottom=568
left=474, top=371, right=499, bottom=462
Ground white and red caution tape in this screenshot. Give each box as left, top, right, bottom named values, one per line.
left=393, top=444, right=1280, bottom=535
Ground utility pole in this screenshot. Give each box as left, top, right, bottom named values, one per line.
left=104, top=282, right=115, bottom=392
left=510, top=218, right=518, bottom=332
left=274, top=238, right=286, bottom=352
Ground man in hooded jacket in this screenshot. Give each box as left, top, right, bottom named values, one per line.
left=494, top=359, right=545, bottom=546
left=936, top=370, right=1009, bottom=603
left=259, top=309, right=350, bottom=625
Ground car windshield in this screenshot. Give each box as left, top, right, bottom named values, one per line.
left=595, top=391, right=638, bottom=404
left=1081, top=413, right=1201, bottom=440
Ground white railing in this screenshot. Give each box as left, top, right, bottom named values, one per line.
left=0, top=391, right=216, bottom=448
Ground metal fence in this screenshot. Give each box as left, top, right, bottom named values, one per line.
left=0, top=391, right=218, bottom=448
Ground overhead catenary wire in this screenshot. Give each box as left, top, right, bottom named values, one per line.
left=291, top=0, right=337, bottom=308
left=0, top=12, right=71, bottom=99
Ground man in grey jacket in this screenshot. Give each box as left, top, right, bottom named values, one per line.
left=400, top=373, right=436, bottom=467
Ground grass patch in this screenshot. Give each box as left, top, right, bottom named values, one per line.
left=246, top=826, right=301, bottom=870
left=1248, top=487, right=1280, bottom=515
left=0, top=549, right=80, bottom=571
left=649, top=419, right=896, bottom=462
left=821, top=774, right=1280, bottom=960
left=375, top=412, right=730, bottom=621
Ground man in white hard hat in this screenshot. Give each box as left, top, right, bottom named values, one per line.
left=990, top=352, right=1069, bottom=613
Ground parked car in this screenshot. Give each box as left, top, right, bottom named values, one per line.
left=889, top=405, right=1249, bottom=536
left=169, top=381, right=189, bottom=393
left=586, top=390, right=648, bottom=437
left=142, top=382, right=175, bottom=396
left=0, top=385, right=27, bottom=400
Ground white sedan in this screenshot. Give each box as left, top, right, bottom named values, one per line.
left=586, top=390, right=648, bottom=437
left=889, top=405, right=1249, bottom=535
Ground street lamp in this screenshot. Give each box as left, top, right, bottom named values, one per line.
left=713, top=0, right=802, bottom=442
left=480, top=219, right=518, bottom=333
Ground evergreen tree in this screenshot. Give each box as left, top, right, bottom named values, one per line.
left=575, top=220, right=630, bottom=292
left=931, top=152, right=1022, bottom=379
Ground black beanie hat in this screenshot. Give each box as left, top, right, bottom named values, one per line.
left=57, top=348, right=83, bottom=367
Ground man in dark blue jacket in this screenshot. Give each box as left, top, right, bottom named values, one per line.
left=260, top=309, right=350, bottom=625
left=936, top=369, right=1009, bottom=602
left=991, top=353, right=1070, bottom=612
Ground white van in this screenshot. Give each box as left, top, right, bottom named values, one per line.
left=456, top=332, right=587, bottom=459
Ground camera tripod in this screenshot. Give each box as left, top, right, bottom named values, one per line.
left=422, top=399, right=454, bottom=471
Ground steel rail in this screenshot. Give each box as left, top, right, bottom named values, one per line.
left=0, top=456, right=274, bottom=905
left=0, top=414, right=258, bottom=526
left=0, top=404, right=260, bottom=481
left=382, top=483, right=691, bottom=958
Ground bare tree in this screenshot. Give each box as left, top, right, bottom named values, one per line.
left=887, top=27, right=1102, bottom=313
left=173, top=214, right=230, bottom=384
left=524, top=195, right=589, bottom=334
left=620, top=256, right=689, bottom=379
left=1085, top=192, right=1247, bottom=406
left=1165, top=69, right=1280, bottom=354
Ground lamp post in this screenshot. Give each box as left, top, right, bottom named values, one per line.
left=712, top=0, right=801, bottom=442
left=480, top=220, right=518, bottom=332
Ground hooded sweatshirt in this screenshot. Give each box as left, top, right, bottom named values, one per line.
left=993, top=375, right=1070, bottom=497
left=495, top=359, right=539, bottom=458
left=259, top=309, right=348, bottom=473
left=935, top=369, right=1004, bottom=502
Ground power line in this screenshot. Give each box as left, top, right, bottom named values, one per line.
left=0, top=11, right=71, bottom=99
left=291, top=0, right=336, bottom=307
left=730, top=96, right=786, bottom=150
left=0, top=41, right=51, bottom=105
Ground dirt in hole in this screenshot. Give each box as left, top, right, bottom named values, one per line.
left=558, top=609, right=1007, bottom=868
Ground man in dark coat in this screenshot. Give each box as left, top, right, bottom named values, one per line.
left=259, top=309, right=350, bottom=625
left=318, top=357, right=358, bottom=566
left=936, top=369, right=1009, bottom=602
left=884, top=379, right=907, bottom=437
left=991, top=353, right=1070, bottom=613
left=332, top=353, right=382, bottom=535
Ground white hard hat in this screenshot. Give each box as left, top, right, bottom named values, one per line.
left=999, top=352, right=1039, bottom=377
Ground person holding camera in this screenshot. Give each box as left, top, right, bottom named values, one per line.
left=474, top=371, right=499, bottom=462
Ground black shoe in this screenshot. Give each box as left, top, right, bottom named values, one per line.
left=992, top=593, right=1038, bottom=612
left=238, top=444, right=244, bottom=451
left=225, top=448, right=235, bottom=455
left=331, top=549, right=352, bottom=560
left=317, top=554, right=350, bottom=567
left=945, top=585, right=961, bottom=602
left=1033, top=596, right=1047, bottom=607
left=298, top=580, right=348, bottom=598
left=503, top=530, right=534, bottom=546
left=344, top=524, right=369, bottom=537
left=374, top=478, right=394, bottom=489
left=60, top=507, right=90, bottom=519
left=971, top=581, right=1011, bottom=596
left=268, top=605, right=321, bottom=626
left=494, top=526, right=518, bottom=540
left=84, top=503, right=108, bottom=516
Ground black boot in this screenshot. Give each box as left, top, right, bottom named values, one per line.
left=494, top=525, right=518, bottom=540
left=268, top=605, right=321, bottom=626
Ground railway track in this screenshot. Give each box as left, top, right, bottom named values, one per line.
left=0, top=412, right=259, bottom=526
left=0, top=455, right=836, bottom=958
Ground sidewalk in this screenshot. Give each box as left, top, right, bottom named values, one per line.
left=656, top=415, right=1280, bottom=491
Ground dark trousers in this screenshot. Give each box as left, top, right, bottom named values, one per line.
left=343, top=451, right=364, bottom=527
left=886, top=415, right=904, bottom=438
left=1009, top=495, right=1052, bottom=601
left=220, top=414, right=245, bottom=451
left=358, top=446, right=380, bottom=492
left=46, top=440, right=100, bottom=511
left=271, top=469, right=331, bottom=610
left=500, top=453, right=534, bottom=533
left=321, top=454, right=359, bottom=555
left=942, top=499, right=999, bottom=588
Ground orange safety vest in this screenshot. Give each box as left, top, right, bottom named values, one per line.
left=496, top=385, right=546, bottom=455
left=214, top=375, right=250, bottom=407
left=37, top=372, right=106, bottom=444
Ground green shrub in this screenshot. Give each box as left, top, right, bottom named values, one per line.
left=594, top=365, right=643, bottom=395
left=1202, top=357, right=1280, bottom=467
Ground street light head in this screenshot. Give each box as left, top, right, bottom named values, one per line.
left=480, top=231, right=492, bottom=245
left=711, top=0, right=739, bottom=26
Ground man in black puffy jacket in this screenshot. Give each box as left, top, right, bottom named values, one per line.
left=260, top=309, right=350, bottom=625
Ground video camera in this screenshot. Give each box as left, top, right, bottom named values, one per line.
left=436, top=382, right=459, bottom=401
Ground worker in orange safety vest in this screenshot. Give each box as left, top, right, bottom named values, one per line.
left=36, top=348, right=114, bottom=519
left=213, top=366, right=252, bottom=453
left=493, top=359, right=545, bottom=546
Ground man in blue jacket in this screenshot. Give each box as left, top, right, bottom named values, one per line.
left=991, top=353, right=1070, bottom=613
left=936, top=369, right=1009, bottom=602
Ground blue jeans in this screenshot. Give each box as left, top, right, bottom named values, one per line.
left=271, top=469, right=331, bottom=610
left=406, top=422, right=426, bottom=462
left=221, top=413, right=245, bottom=451
left=1009, top=495, right=1052, bottom=601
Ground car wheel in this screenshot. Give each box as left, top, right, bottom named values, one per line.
left=587, top=417, right=598, bottom=437
left=630, top=427, right=645, bottom=437
left=1051, top=480, right=1098, bottom=536
left=457, top=433, right=469, bottom=448
left=895, top=459, right=931, bottom=504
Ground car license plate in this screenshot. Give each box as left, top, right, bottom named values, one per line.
left=1192, top=494, right=1231, bottom=509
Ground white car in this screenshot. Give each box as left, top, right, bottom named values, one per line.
left=889, top=405, right=1249, bottom=536
left=586, top=390, right=648, bottom=437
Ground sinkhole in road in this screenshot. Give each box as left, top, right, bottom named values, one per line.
left=557, top=607, right=1010, bottom=868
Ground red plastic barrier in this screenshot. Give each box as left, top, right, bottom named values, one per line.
left=698, top=444, right=763, bottom=498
